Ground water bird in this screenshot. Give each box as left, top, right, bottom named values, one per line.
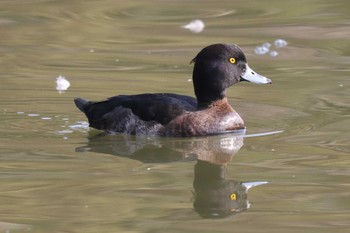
left=74, top=43, right=271, bottom=137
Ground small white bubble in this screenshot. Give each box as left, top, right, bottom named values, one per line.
left=90, top=49, right=95, bottom=53
left=255, top=46, right=269, bottom=55
left=147, top=167, right=151, bottom=171
left=182, top=19, right=205, bottom=33
left=17, top=111, right=25, bottom=114
left=28, top=113, right=40, bottom=117
left=41, top=117, right=52, bottom=120
left=339, top=84, right=343, bottom=87
left=270, top=50, right=279, bottom=57
left=56, top=75, right=70, bottom=93
left=274, top=39, right=288, bottom=48
left=187, top=78, right=192, bottom=82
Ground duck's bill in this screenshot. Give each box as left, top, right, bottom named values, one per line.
left=240, top=64, right=272, bottom=84
left=241, top=181, right=269, bottom=191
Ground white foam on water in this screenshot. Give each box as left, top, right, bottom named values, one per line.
left=181, top=19, right=205, bottom=33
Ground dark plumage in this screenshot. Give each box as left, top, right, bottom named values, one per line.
left=74, top=43, right=271, bottom=137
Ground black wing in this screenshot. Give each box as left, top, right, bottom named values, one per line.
left=75, top=93, right=197, bottom=129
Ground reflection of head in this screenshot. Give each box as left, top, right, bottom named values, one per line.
left=193, top=160, right=249, bottom=218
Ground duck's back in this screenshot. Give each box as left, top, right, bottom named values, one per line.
left=74, top=93, right=197, bottom=134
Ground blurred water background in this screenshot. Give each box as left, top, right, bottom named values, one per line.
left=0, top=0, right=349, bottom=232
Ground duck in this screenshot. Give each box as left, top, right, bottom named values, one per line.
left=74, top=43, right=271, bottom=137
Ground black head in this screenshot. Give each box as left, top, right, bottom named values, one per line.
left=191, top=44, right=270, bottom=106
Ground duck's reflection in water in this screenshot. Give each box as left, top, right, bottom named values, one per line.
left=194, top=160, right=267, bottom=218
left=76, top=131, right=268, bottom=218
left=191, top=134, right=267, bottom=218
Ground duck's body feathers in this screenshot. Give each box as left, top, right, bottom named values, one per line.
left=74, top=43, right=271, bottom=137
left=75, top=93, right=199, bottom=135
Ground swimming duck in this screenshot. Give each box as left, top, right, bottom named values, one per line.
left=74, top=43, right=271, bottom=137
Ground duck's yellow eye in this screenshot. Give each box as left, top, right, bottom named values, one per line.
left=229, top=57, right=236, bottom=64
left=230, top=193, right=237, bottom=200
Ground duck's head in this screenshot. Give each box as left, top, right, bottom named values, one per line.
left=191, top=44, right=271, bottom=106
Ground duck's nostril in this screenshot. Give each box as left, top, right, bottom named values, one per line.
left=251, top=72, right=255, bottom=75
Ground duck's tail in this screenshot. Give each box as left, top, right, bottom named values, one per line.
left=74, top=98, right=89, bottom=112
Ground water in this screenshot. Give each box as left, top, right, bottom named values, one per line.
left=1, top=0, right=349, bottom=232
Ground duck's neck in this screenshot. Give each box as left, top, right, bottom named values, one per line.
left=197, top=97, right=229, bottom=109
left=194, top=82, right=227, bottom=109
